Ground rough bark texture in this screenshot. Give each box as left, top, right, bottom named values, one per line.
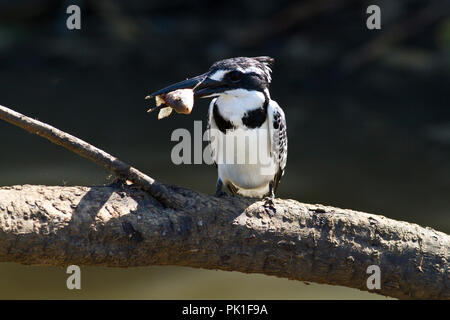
left=0, top=184, right=448, bottom=300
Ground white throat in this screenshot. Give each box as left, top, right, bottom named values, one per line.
left=215, top=89, right=266, bottom=126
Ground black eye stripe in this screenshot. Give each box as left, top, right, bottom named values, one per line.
left=227, top=71, right=243, bottom=82
left=211, top=69, right=269, bottom=92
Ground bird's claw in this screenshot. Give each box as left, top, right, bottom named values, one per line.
left=263, top=196, right=274, bottom=206
left=215, top=190, right=228, bottom=198
left=108, top=176, right=128, bottom=188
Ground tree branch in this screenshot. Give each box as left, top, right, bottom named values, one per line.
left=0, top=104, right=449, bottom=299
left=0, top=185, right=448, bottom=299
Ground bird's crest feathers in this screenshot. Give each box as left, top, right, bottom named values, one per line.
left=210, top=56, right=275, bottom=83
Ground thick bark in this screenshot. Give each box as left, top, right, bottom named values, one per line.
left=0, top=184, right=448, bottom=300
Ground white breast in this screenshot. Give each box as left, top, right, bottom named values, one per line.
left=214, top=89, right=266, bottom=127
left=208, top=93, right=278, bottom=197
left=215, top=122, right=277, bottom=190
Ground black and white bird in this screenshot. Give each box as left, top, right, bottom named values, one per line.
left=150, top=56, right=287, bottom=198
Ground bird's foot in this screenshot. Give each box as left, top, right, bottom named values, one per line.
left=108, top=176, right=130, bottom=188
left=263, top=196, right=276, bottom=216
left=215, top=190, right=228, bottom=198
left=263, top=181, right=276, bottom=205
left=263, top=196, right=274, bottom=206
left=215, top=178, right=228, bottom=197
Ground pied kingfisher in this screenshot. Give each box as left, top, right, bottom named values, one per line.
left=150, top=56, right=287, bottom=198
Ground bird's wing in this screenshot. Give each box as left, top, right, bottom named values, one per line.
left=267, top=100, right=288, bottom=192
left=206, top=98, right=219, bottom=167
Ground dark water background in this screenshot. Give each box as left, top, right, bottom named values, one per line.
left=0, top=0, right=449, bottom=299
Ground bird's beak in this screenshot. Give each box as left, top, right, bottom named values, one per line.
left=148, top=73, right=227, bottom=99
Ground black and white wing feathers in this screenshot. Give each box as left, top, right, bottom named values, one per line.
left=267, top=100, right=288, bottom=192
left=206, top=98, right=219, bottom=167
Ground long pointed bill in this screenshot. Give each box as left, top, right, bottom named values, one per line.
left=147, top=73, right=227, bottom=99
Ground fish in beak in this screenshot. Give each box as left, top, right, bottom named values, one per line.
left=147, top=72, right=227, bottom=99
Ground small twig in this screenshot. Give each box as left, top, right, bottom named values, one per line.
left=0, top=104, right=186, bottom=209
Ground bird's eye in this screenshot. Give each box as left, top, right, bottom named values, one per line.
left=227, top=71, right=243, bottom=83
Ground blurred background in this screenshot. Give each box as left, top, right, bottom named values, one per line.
left=0, top=0, right=449, bottom=299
